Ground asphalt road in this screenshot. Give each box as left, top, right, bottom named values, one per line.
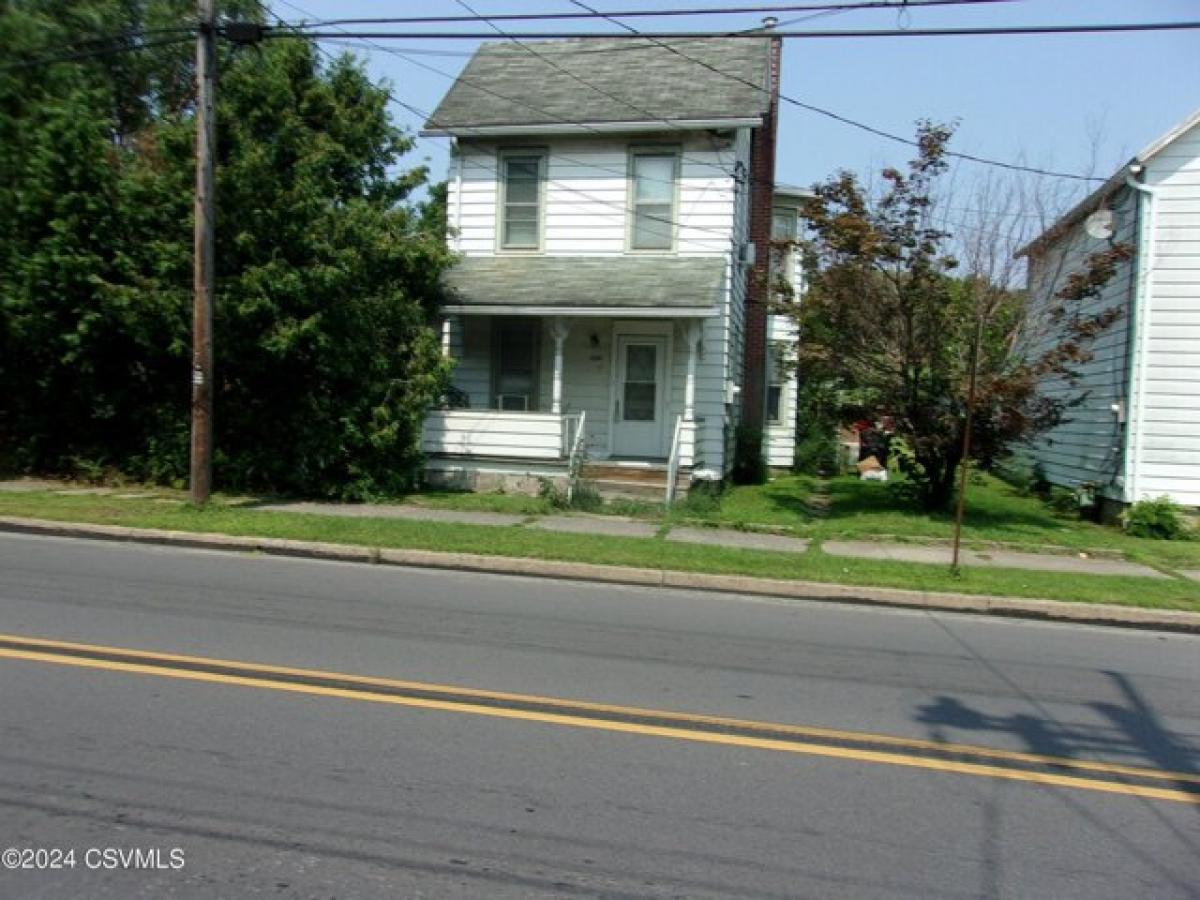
left=0, top=532, right=1197, bottom=899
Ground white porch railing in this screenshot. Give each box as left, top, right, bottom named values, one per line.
left=665, top=415, right=684, bottom=506
left=422, top=410, right=583, bottom=461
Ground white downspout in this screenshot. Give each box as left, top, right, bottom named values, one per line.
left=1123, top=165, right=1159, bottom=504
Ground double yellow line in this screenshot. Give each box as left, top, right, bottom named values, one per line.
left=2, top=632, right=1197, bottom=805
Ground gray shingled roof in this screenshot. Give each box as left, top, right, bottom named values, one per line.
left=442, top=256, right=726, bottom=309
left=425, top=38, right=771, bottom=132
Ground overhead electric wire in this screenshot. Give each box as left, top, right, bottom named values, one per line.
left=451, top=0, right=739, bottom=178
left=0, top=32, right=195, bottom=73
left=264, top=0, right=741, bottom=240
left=271, top=0, right=737, bottom=182
left=571, top=0, right=1109, bottom=182
left=292, top=1, right=1021, bottom=29
left=285, top=21, right=1200, bottom=40
left=259, top=0, right=744, bottom=243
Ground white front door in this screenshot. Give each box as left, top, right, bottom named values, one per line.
left=612, top=335, right=667, bottom=458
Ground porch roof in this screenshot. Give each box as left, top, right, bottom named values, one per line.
left=441, top=255, right=725, bottom=317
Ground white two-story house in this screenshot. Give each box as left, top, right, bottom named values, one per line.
left=1017, top=108, right=1200, bottom=514
left=419, top=33, right=798, bottom=498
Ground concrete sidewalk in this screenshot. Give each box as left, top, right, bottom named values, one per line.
left=256, top=498, right=1168, bottom=580
left=823, top=540, right=1168, bottom=579
left=0, top=480, right=1184, bottom=581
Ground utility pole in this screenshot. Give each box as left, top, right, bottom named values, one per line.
left=190, top=0, right=216, bottom=504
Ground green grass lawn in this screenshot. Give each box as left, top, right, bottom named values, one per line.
left=0, top=488, right=1197, bottom=612
left=672, top=473, right=1200, bottom=572
left=409, top=473, right=1200, bottom=573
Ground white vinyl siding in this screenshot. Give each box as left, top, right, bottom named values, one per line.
left=765, top=318, right=798, bottom=468
left=448, top=134, right=737, bottom=257
left=1135, top=120, right=1200, bottom=506
left=1023, top=117, right=1200, bottom=508
left=1022, top=186, right=1137, bottom=499
left=440, top=126, right=752, bottom=477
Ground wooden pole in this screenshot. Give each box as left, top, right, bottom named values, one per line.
left=951, top=312, right=984, bottom=573
left=190, top=0, right=216, bottom=504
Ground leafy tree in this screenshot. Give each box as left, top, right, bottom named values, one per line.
left=787, top=123, right=1129, bottom=510
left=1, top=1, right=451, bottom=497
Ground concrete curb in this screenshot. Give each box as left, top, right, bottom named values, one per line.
left=2, top=515, right=1197, bottom=635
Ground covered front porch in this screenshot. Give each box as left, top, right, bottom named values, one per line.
left=421, top=254, right=730, bottom=496
left=422, top=313, right=705, bottom=497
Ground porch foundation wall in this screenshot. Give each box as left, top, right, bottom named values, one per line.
left=423, top=460, right=567, bottom=496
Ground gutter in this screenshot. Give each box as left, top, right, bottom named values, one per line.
left=1122, top=165, right=1159, bottom=504
left=420, top=117, right=763, bottom=138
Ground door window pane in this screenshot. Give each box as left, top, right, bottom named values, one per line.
left=624, top=383, right=656, bottom=420
left=626, top=344, right=657, bottom=382
left=623, top=343, right=657, bottom=421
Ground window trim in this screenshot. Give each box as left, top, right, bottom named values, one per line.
left=490, top=317, right=541, bottom=411
left=766, top=342, right=787, bottom=426
left=626, top=146, right=681, bottom=253
left=770, top=206, right=800, bottom=305
left=496, top=148, right=547, bottom=253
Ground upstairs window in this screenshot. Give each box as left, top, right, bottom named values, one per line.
left=630, top=151, right=678, bottom=250
left=500, top=152, right=544, bottom=250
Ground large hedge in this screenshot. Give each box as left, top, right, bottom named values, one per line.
left=0, top=2, right=451, bottom=498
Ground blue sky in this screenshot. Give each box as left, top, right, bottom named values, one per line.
left=266, top=0, right=1198, bottom=209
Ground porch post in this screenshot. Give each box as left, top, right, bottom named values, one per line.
left=683, top=322, right=702, bottom=422
left=550, top=317, right=571, bottom=415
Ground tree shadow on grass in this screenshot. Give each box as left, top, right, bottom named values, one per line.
left=813, top=476, right=1082, bottom=543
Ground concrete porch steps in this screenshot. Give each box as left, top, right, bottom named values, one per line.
left=581, top=462, right=691, bottom=502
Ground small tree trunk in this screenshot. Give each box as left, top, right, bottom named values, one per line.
left=920, top=452, right=961, bottom=512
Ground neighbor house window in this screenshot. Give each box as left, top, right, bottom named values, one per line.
left=630, top=150, right=677, bottom=250
left=766, top=344, right=786, bottom=425
left=500, top=152, right=544, bottom=250
left=771, top=207, right=798, bottom=302
left=493, top=318, right=539, bottom=410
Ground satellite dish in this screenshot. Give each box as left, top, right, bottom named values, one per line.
left=1085, top=209, right=1114, bottom=240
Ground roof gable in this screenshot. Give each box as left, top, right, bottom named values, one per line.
left=425, top=37, right=772, bottom=134
left=1017, top=107, right=1200, bottom=258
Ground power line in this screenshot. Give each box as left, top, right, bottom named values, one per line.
left=265, top=2, right=748, bottom=243
left=0, top=33, right=195, bottom=73
left=572, top=0, right=1107, bottom=183
left=272, top=6, right=737, bottom=181
left=265, top=0, right=741, bottom=241
left=283, top=21, right=1200, bottom=40
left=266, top=3, right=1129, bottom=183
left=451, top=0, right=738, bottom=178
left=290, top=1, right=1020, bottom=29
